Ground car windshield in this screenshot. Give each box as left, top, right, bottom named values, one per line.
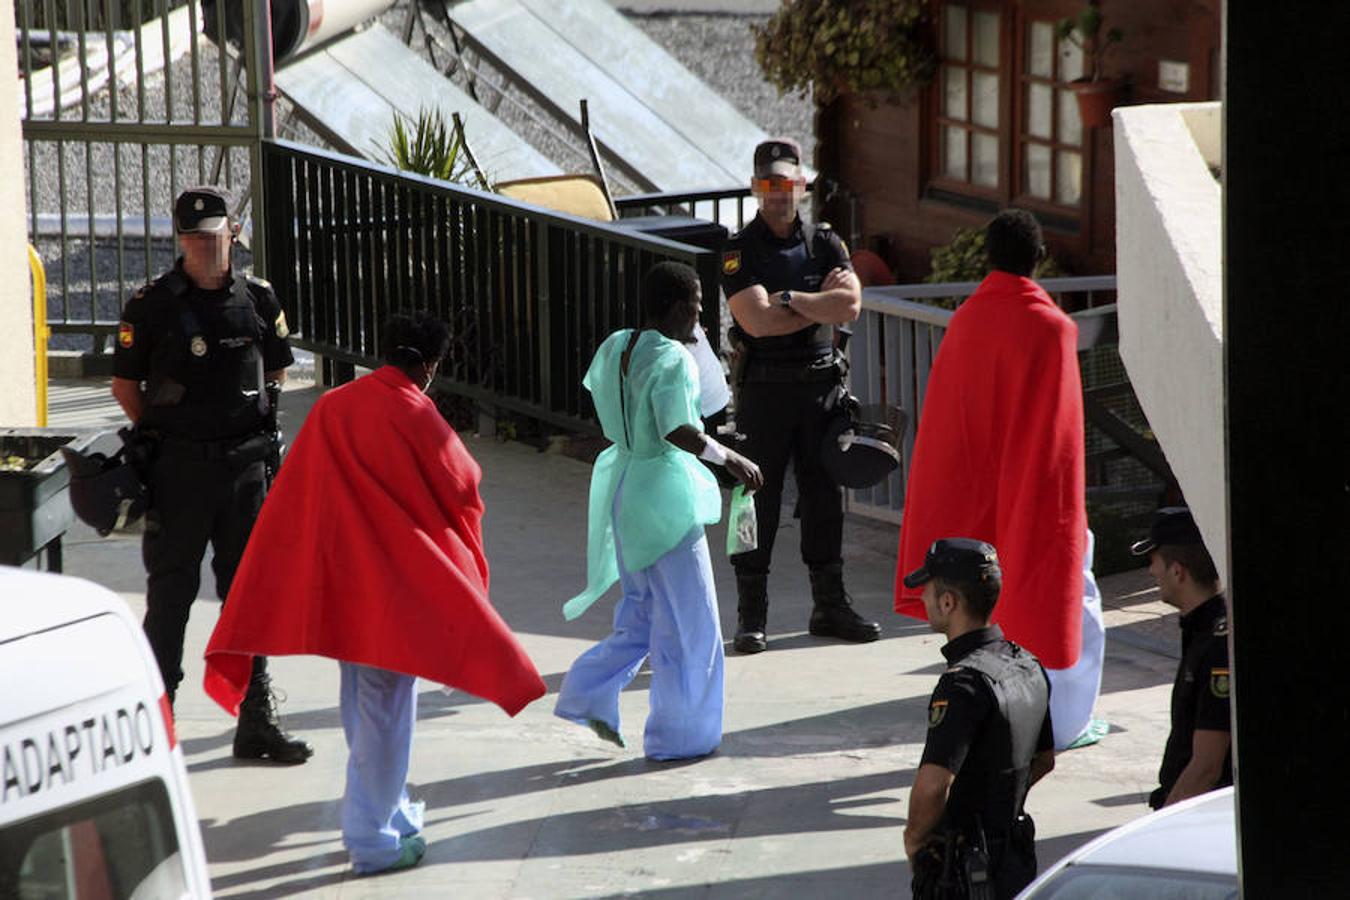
left=1024, top=864, right=1239, bottom=899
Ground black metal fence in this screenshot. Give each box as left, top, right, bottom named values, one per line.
left=616, top=186, right=754, bottom=232
left=260, top=139, right=722, bottom=431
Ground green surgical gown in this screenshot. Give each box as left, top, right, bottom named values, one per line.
left=563, top=329, right=722, bottom=620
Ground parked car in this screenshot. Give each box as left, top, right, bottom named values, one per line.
left=0, top=567, right=211, bottom=898
left=1019, top=787, right=1237, bottom=898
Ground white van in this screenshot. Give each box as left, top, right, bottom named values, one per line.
left=0, top=567, right=211, bottom=898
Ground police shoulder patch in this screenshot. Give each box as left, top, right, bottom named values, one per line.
left=928, top=699, right=949, bottom=728
left=274, top=311, right=289, bottom=339
left=117, top=321, right=135, bottom=349
left=722, top=250, right=741, bottom=276
left=1209, top=668, right=1230, bottom=699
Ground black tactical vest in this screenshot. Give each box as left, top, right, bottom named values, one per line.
left=735, top=221, right=838, bottom=364
left=140, top=271, right=270, bottom=440
left=941, top=643, right=1049, bottom=838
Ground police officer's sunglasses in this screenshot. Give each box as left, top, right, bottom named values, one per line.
left=752, top=177, right=805, bottom=193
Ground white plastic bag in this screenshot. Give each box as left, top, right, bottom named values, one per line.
left=726, top=485, right=758, bottom=555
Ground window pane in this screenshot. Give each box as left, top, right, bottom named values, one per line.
left=943, top=66, right=968, bottom=120
left=1056, top=151, right=1083, bottom=205
left=1028, top=22, right=1054, bottom=77
left=972, top=72, right=999, bottom=127
left=1060, top=39, right=1084, bottom=82
left=1027, top=83, right=1053, bottom=139
left=1058, top=89, right=1082, bottom=146
left=973, top=133, right=999, bottom=187
left=944, top=126, right=968, bottom=180
left=973, top=11, right=1000, bottom=67
left=944, top=4, right=968, bottom=61
left=1025, top=143, right=1052, bottom=198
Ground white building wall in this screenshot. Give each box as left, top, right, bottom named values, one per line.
left=1113, top=101, right=1226, bottom=583
left=0, top=3, right=37, bottom=427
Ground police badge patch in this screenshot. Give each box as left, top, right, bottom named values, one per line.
left=722, top=251, right=741, bottom=275
left=1210, top=668, right=1230, bottom=699
left=118, top=321, right=134, bottom=348
left=928, top=699, right=948, bottom=728
left=190, top=336, right=208, bottom=357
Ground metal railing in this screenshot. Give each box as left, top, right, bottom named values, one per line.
left=29, top=246, right=50, bottom=426
left=261, top=139, right=723, bottom=432
left=18, top=0, right=272, bottom=345
left=617, top=186, right=755, bottom=233
left=846, top=276, right=1160, bottom=525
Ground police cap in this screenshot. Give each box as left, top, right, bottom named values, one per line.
left=903, top=538, right=1001, bottom=589
left=753, top=137, right=802, bottom=179
left=174, top=185, right=231, bottom=233
left=1130, top=506, right=1203, bottom=556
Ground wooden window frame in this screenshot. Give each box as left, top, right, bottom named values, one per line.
left=925, top=1, right=1089, bottom=227
left=928, top=0, right=1010, bottom=203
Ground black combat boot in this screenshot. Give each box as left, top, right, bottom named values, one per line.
left=233, top=671, right=314, bottom=764
left=808, top=564, right=881, bottom=643
left=734, top=574, right=769, bottom=654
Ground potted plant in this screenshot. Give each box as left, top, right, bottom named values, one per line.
left=1056, top=0, right=1125, bottom=128
left=752, top=0, right=935, bottom=106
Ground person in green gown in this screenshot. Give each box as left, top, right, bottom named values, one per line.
left=556, top=261, right=762, bottom=759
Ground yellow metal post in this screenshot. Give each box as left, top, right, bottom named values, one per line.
left=28, top=244, right=49, bottom=427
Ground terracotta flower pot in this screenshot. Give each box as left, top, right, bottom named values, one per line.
left=1069, top=77, right=1125, bottom=128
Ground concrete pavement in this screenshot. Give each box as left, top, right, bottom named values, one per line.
left=45, top=376, right=1181, bottom=898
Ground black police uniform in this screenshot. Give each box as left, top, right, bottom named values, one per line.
left=1150, top=593, right=1232, bottom=809
left=917, top=625, right=1053, bottom=899
left=721, top=213, right=878, bottom=647
left=114, top=254, right=310, bottom=763
left=115, top=260, right=291, bottom=692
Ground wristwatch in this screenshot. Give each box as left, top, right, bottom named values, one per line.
left=778, top=289, right=792, bottom=309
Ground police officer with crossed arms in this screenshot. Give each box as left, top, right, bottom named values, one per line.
left=111, top=186, right=311, bottom=763
left=720, top=136, right=879, bottom=654
left=903, top=539, right=1055, bottom=899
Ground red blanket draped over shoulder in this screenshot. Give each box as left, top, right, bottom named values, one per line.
left=204, top=366, right=546, bottom=716
left=895, top=272, right=1086, bottom=669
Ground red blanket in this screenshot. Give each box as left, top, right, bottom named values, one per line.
left=895, top=272, right=1086, bottom=669
left=204, top=366, right=546, bottom=716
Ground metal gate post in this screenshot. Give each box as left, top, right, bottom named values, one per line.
left=243, top=0, right=277, bottom=278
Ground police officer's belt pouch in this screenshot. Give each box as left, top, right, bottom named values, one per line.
left=60, top=444, right=148, bottom=536
left=820, top=392, right=907, bottom=489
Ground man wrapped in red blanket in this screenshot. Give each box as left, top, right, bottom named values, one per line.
left=896, top=210, right=1103, bottom=750
left=205, top=313, right=544, bottom=874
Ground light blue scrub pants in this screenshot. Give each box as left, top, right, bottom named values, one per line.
left=555, top=484, right=725, bottom=760
left=1046, top=528, right=1106, bottom=749
left=339, top=662, right=425, bottom=873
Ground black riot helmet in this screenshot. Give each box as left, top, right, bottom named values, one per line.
left=60, top=445, right=147, bottom=536
left=820, top=395, right=907, bottom=489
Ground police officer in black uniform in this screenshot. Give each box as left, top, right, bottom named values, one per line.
left=111, top=186, right=311, bottom=764
left=902, top=539, right=1055, bottom=900
left=1131, top=507, right=1232, bottom=810
left=720, top=137, right=879, bottom=654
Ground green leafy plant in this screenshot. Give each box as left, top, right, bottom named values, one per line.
left=923, top=226, right=1063, bottom=308
left=375, top=107, right=484, bottom=187
left=1055, top=1, right=1124, bottom=82
left=752, top=0, right=936, bottom=105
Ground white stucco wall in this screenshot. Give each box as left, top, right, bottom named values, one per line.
left=1113, top=101, right=1226, bottom=583
left=0, top=3, right=38, bottom=427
